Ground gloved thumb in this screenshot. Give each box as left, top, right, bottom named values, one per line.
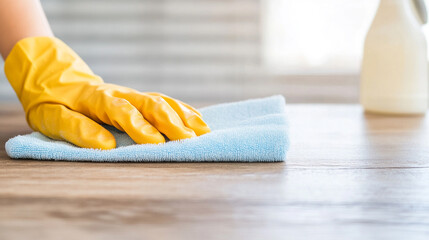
left=28, top=104, right=116, bottom=150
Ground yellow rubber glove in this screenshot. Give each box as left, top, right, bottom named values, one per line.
left=4, top=37, right=210, bottom=149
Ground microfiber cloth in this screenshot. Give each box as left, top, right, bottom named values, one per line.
left=5, top=95, right=289, bottom=162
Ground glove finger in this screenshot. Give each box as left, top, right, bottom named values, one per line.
left=28, top=103, right=116, bottom=149
left=124, top=94, right=197, bottom=141
left=102, top=97, right=166, bottom=144
left=147, top=92, right=203, bottom=117
left=156, top=95, right=211, bottom=136
left=109, top=90, right=199, bottom=140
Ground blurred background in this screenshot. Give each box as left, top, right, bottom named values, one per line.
left=1, top=0, right=428, bottom=106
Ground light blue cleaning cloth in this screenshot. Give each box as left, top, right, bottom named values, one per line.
left=5, top=95, right=289, bottom=162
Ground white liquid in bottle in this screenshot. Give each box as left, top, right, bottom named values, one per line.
left=361, top=0, right=428, bottom=115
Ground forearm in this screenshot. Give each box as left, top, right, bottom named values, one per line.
left=0, top=0, right=53, bottom=59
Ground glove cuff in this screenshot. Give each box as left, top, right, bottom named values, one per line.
left=4, top=36, right=103, bottom=115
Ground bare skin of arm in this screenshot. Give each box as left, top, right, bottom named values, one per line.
left=0, top=0, right=53, bottom=59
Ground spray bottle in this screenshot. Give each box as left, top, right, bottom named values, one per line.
left=361, top=0, right=428, bottom=114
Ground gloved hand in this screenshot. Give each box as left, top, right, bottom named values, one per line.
left=4, top=37, right=210, bottom=149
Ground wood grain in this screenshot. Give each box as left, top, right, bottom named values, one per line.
left=1, top=104, right=429, bottom=240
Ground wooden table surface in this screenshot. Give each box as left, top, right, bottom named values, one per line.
left=1, top=104, right=429, bottom=240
